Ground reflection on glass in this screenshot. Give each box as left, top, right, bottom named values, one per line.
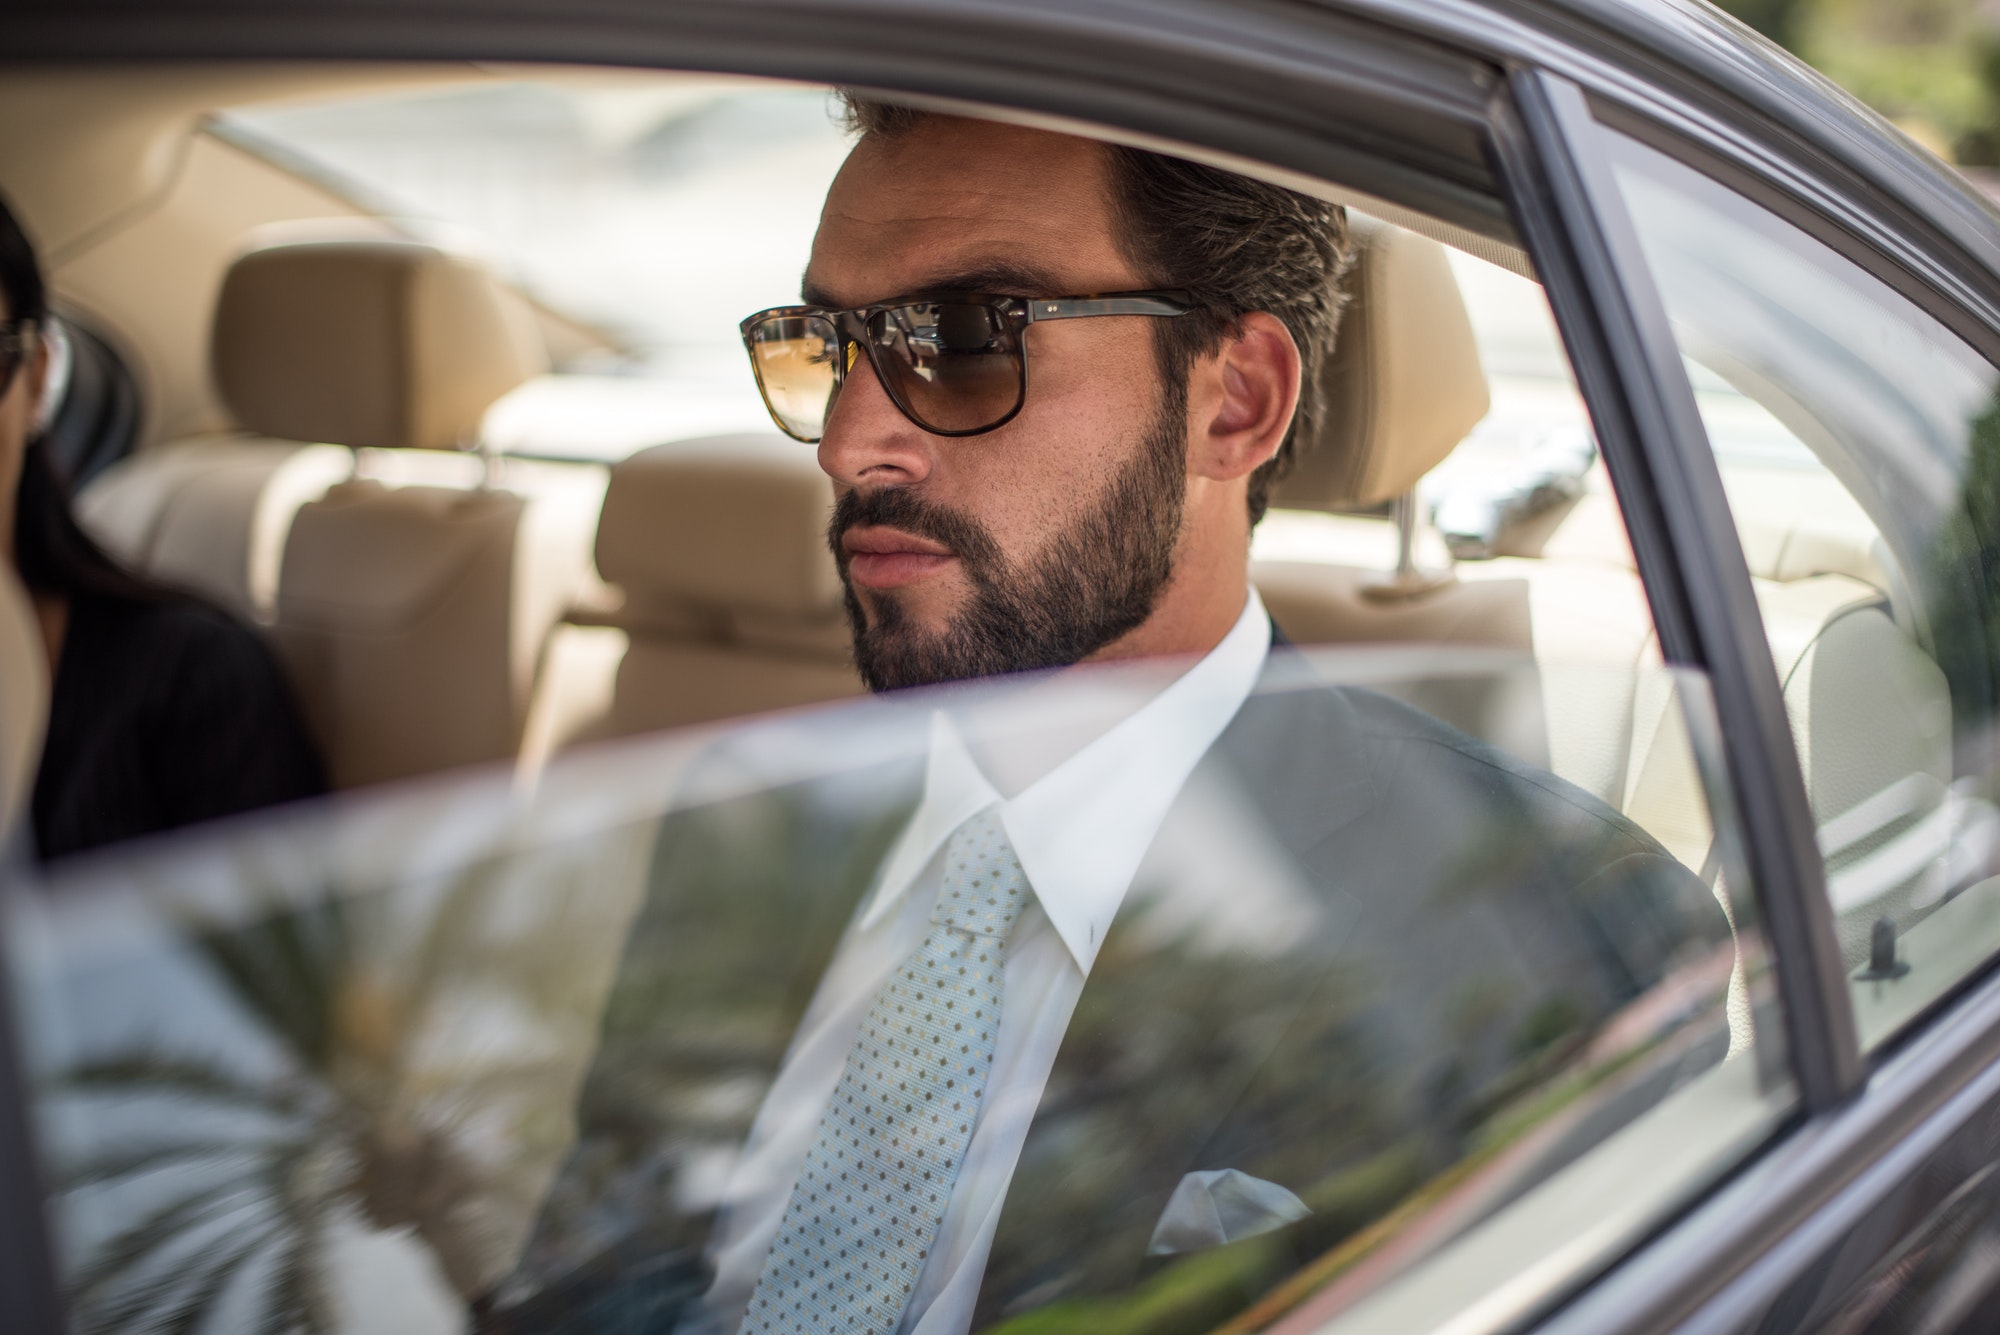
left=13, top=655, right=1787, bottom=1334
left=1606, top=130, right=2000, bottom=1049
left=223, top=79, right=855, bottom=460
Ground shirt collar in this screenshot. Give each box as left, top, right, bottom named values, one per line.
left=858, top=590, right=1272, bottom=970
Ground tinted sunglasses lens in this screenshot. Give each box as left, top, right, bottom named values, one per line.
left=867, top=302, right=1022, bottom=433
left=747, top=313, right=841, bottom=441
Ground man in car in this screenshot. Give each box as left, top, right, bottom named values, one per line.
left=487, top=101, right=1731, bottom=1335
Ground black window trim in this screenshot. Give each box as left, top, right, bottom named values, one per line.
left=1575, top=90, right=2000, bottom=1085
left=1496, top=67, right=1862, bottom=1116
left=1510, top=67, right=2000, bottom=1335
left=1585, top=95, right=2000, bottom=373
left=1342, top=0, right=2000, bottom=377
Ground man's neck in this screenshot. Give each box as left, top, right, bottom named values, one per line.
left=957, top=672, right=1159, bottom=798
left=1083, top=525, right=1251, bottom=666
left=957, top=586, right=1258, bottom=798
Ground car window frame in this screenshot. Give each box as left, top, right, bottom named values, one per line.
left=1517, top=75, right=2000, bottom=1335
left=0, top=3, right=1926, bottom=1331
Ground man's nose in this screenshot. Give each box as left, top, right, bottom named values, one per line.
left=817, top=351, right=935, bottom=488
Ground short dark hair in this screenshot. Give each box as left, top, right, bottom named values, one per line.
left=839, top=96, right=1351, bottom=524
left=0, top=191, right=161, bottom=603
left=0, top=198, right=45, bottom=331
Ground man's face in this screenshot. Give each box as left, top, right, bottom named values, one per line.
left=805, top=119, right=1189, bottom=691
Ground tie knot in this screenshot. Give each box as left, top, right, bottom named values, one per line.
left=934, top=808, right=1028, bottom=939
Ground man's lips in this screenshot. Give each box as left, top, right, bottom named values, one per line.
left=840, top=525, right=956, bottom=590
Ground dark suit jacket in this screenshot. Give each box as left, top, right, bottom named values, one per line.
left=482, top=652, right=1730, bottom=1333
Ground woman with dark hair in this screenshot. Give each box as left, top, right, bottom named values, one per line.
left=0, top=193, right=326, bottom=861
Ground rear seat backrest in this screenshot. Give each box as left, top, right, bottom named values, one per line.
left=1269, top=214, right=1489, bottom=516
left=523, top=433, right=860, bottom=760
left=205, top=238, right=586, bottom=787
left=1254, top=214, right=1547, bottom=748
left=214, top=240, right=540, bottom=455
left=79, top=434, right=354, bottom=623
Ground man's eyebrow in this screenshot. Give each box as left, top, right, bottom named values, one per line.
left=798, top=261, right=1070, bottom=309
left=917, top=262, right=1068, bottom=296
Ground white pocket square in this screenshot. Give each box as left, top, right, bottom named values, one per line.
left=1146, top=1168, right=1311, bottom=1256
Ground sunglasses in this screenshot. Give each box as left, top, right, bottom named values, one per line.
left=740, top=290, right=1195, bottom=443
left=0, top=321, right=33, bottom=398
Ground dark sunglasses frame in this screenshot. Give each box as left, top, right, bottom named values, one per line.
left=0, top=321, right=34, bottom=399
left=740, top=289, right=1195, bottom=443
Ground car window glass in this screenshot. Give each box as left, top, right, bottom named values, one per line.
left=11, top=651, right=1785, bottom=1335
left=16, top=70, right=1793, bottom=1331
left=1603, top=127, right=2000, bottom=1051
left=220, top=79, right=852, bottom=462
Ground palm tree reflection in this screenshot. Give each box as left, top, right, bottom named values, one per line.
left=54, top=843, right=636, bottom=1335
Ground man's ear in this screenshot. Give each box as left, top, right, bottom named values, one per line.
left=1190, top=311, right=1300, bottom=483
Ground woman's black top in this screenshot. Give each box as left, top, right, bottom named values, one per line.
left=30, top=592, right=328, bottom=861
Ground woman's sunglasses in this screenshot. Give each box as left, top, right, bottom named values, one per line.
left=740, top=290, right=1194, bottom=443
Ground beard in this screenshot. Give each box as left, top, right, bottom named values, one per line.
left=829, top=386, right=1189, bottom=693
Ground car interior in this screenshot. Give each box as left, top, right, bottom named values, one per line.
left=0, top=57, right=1982, bottom=1335
left=0, top=63, right=1949, bottom=958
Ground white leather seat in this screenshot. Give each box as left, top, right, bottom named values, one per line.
left=1254, top=213, right=1591, bottom=769
left=521, top=432, right=860, bottom=764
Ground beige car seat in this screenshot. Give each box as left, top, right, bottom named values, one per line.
left=1253, top=215, right=1657, bottom=687
left=0, top=565, right=47, bottom=848
left=1254, top=216, right=1958, bottom=926
left=1253, top=213, right=1664, bottom=783
left=521, top=432, right=860, bottom=764
left=86, top=238, right=604, bottom=788
left=232, top=241, right=605, bottom=787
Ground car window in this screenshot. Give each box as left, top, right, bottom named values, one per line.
left=1602, top=128, right=2000, bottom=1053
left=220, top=79, right=852, bottom=462
left=12, top=68, right=1799, bottom=1333
left=11, top=651, right=1784, bottom=1335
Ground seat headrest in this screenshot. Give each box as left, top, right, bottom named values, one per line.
left=213, top=239, right=546, bottom=452
left=1273, top=215, right=1490, bottom=511
left=596, top=433, right=843, bottom=622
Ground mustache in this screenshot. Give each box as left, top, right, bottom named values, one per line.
left=828, top=487, right=1006, bottom=576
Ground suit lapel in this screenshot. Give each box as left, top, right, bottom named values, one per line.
left=1211, top=651, right=1377, bottom=861
left=974, top=668, right=1377, bottom=1326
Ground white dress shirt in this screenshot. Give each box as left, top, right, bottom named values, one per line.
left=689, top=591, right=1273, bottom=1335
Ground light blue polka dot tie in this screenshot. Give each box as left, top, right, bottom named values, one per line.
left=738, top=808, right=1029, bottom=1335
